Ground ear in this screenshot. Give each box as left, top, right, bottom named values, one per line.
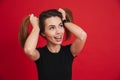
left=41, top=33, right=46, bottom=37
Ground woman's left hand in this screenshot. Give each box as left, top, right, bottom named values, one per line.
left=58, top=8, right=66, bottom=20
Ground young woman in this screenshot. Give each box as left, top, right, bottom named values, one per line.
left=19, top=8, right=87, bottom=80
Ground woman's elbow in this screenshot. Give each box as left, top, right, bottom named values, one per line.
left=84, top=32, right=87, bottom=39
left=24, top=47, right=34, bottom=56
left=80, top=32, right=87, bottom=41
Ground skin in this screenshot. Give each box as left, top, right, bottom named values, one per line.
left=43, top=16, right=65, bottom=53
left=24, top=8, right=87, bottom=61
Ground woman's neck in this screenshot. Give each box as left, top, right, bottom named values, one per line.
left=47, top=43, right=61, bottom=53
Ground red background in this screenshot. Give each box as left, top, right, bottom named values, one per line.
left=0, top=0, right=120, bottom=80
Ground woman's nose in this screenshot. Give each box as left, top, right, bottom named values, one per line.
left=56, top=28, right=61, bottom=34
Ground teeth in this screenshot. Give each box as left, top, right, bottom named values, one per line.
left=55, top=36, right=61, bottom=39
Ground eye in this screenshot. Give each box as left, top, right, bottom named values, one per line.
left=49, top=26, right=55, bottom=30
left=59, top=23, right=64, bottom=28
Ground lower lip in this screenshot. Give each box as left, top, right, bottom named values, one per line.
left=55, top=38, right=62, bottom=42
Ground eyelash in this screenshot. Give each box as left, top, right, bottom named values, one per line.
left=59, top=24, right=63, bottom=27
left=49, top=24, right=63, bottom=30
left=50, top=26, right=54, bottom=30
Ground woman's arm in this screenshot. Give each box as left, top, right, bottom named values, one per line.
left=24, top=14, right=40, bottom=61
left=58, top=8, right=87, bottom=57
left=64, top=22, right=87, bottom=57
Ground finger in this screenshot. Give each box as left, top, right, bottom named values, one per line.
left=58, top=8, right=63, bottom=12
left=30, top=14, right=33, bottom=22
left=30, top=14, right=35, bottom=19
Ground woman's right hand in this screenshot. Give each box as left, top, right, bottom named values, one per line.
left=30, top=14, right=39, bottom=28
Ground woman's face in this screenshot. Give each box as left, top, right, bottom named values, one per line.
left=43, top=16, right=65, bottom=45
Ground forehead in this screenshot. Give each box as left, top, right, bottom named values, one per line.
left=45, top=16, right=62, bottom=26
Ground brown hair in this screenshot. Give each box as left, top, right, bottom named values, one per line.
left=18, top=8, right=73, bottom=47
left=62, top=8, right=73, bottom=40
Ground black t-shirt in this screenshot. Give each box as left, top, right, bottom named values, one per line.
left=35, top=45, right=74, bottom=80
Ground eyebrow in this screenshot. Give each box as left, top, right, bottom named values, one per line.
left=48, top=25, right=55, bottom=28
left=48, top=22, right=62, bottom=27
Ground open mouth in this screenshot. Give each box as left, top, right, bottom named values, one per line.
left=54, top=36, right=62, bottom=42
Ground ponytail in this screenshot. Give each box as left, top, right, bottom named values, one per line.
left=18, top=16, right=30, bottom=48
left=62, top=8, right=73, bottom=40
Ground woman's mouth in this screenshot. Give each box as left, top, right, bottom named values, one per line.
left=54, top=36, right=62, bottom=42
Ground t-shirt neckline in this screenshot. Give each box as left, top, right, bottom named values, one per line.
left=45, top=45, right=62, bottom=55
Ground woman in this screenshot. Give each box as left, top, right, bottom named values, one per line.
left=19, top=8, right=87, bottom=80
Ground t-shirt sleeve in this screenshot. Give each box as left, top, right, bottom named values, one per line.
left=64, top=44, right=74, bottom=59
left=35, top=47, right=41, bottom=63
